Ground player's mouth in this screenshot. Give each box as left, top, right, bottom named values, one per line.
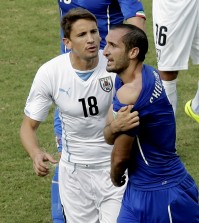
left=87, top=46, right=97, bottom=52
left=107, top=59, right=114, bottom=66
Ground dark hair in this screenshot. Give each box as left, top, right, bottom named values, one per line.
left=110, top=24, right=148, bottom=61
left=61, top=7, right=98, bottom=39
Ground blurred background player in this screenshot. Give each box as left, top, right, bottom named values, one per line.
left=52, top=1, right=146, bottom=222
left=152, top=0, right=199, bottom=115
left=58, top=0, right=146, bottom=54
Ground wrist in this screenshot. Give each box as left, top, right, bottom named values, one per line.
left=110, top=121, right=118, bottom=134
left=30, top=148, right=42, bottom=160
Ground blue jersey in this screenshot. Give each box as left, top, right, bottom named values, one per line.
left=113, top=64, right=188, bottom=190
left=58, top=0, right=145, bottom=53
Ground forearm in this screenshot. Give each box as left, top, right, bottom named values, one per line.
left=20, top=117, right=41, bottom=160
left=111, top=158, right=128, bottom=187
left=103, top=120, right=120, bottom=145
left=127, top=17, right=146, bottom=32
left=20, top=116, right=58, bottom=176
left=110, top=134, right=134, bottom=186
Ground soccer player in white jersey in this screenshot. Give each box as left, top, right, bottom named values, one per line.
left=152, top=0, right=199, bottom=116
left=20, top=8, right=139, bottom=223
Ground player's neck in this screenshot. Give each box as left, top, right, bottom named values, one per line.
left=120, top=61, right=143, bottom=84
left=69, top=53, right=99, bottom=71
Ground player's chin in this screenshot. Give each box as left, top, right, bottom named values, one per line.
left=87, top=51, right=98, bottom=59
left=106, top=65, right=115, bottom=73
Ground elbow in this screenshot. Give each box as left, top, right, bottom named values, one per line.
left=111, top=156, right=129, bottom=169
left=103, top=129, right=114, bottom=145
left=104, top=137, right=114, bottom=145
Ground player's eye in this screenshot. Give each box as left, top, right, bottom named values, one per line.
left=78, top=32, right=86, bottom=37
left=110, top=42, right=117, bottom=47
left=91, top=29, right=98, bottom=34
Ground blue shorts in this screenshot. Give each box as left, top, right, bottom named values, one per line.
left=51, top=165, right=66, bottom=223
left=118, top=174, right=199, bottom=223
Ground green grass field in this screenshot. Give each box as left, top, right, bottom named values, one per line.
left=0, top=0, right=198, bottom=222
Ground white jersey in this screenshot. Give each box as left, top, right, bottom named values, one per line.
left=25, top=50, right=116, bottom=164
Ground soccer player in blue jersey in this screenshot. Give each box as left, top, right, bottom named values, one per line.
left=103, top=24, right=199, bottom=222
left=58, top=0, right=146, bottom=54
left=52, top=1, right=146, bottom=222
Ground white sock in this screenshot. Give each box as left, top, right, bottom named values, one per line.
left=162, top=79, right=177, bottom=115
left=191, top=81, right=199, bottom=114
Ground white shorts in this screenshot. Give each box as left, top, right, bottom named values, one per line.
left=59, top=160, right=126, bottom=223
left=152, top=0, right=199, bottom=71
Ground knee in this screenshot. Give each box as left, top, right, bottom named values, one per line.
left=159, top=71, right=178, bottom=81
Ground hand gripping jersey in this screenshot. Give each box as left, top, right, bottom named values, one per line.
left=113, top=64, right=188, bottom=190
left=25, top=50, right=116, bottom=165
left=58, top=0, right=145, bottom=53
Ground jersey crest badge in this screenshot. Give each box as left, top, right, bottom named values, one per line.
left=99, top=76, right=113, bottom=92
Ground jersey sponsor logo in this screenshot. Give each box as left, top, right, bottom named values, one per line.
left=99, top=76, right=113, bottom=92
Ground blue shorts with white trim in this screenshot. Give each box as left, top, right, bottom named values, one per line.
left=117, top=174, right=199, bottom=223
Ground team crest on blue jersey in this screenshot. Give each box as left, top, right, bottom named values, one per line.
left=99, top=76, right=113, bottom=92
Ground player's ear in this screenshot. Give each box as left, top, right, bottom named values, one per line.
left=63, top=38, right=72, bottom=50
left=129, top=47, right=139, bottom=59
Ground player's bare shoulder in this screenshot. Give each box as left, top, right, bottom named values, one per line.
left=117, top=78, right=142, bottom=105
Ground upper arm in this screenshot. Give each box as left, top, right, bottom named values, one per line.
left=117, top=0, right=146, bottom=31
left=24, top=65, right=53, bottom=122
left=127, top=17, right=146, bottom=32
left=118, top=0, right=146, bottom=20
left=21, top=115, right=41, bottom=131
